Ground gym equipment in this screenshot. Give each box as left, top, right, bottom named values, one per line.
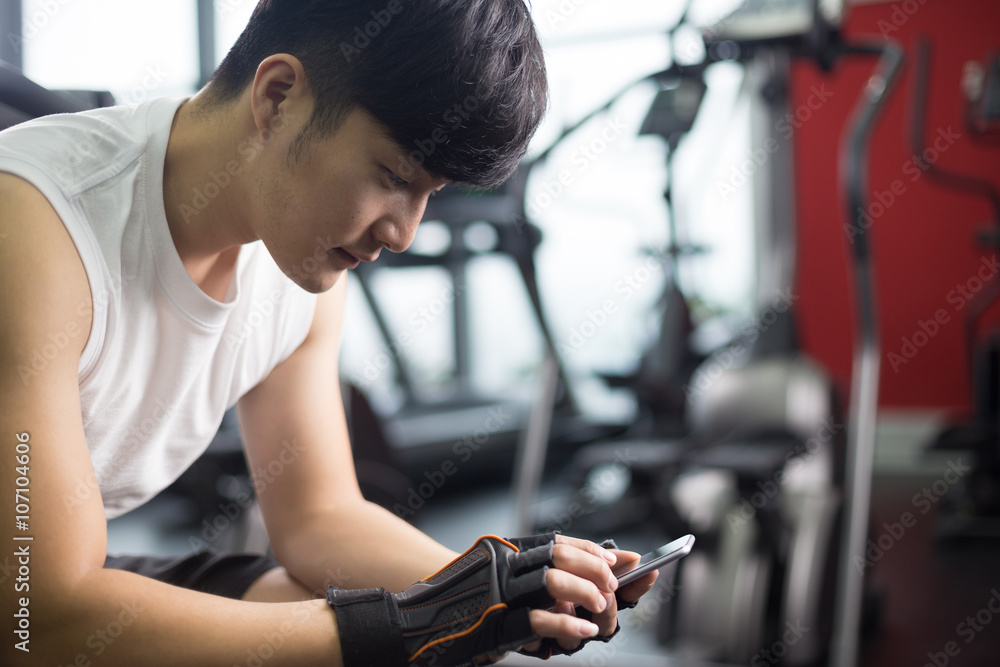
left=0, top=61, right=112, bottom=130
left=524, top=2, right=716, bottom=442
left=606, top=71, right=710, bottom=439
left=915, top=37, right=1000, bottom=539
left=348, top=174, right=622, bottom=486
left=514, top=2, right=904, bottom=665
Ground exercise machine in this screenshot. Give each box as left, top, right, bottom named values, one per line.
left=0, top=61, right=113, bottom=130
left=915, top=37, right=1000, bottom=539
left=515, top=1, right=903, bottom=665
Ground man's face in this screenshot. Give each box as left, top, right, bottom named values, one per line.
left=250, top=107, right=447, bottom=294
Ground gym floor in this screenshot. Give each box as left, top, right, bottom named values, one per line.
left=860, top=476, right=1000, bottom=667
left=107, top=413, right=1000, bottom=666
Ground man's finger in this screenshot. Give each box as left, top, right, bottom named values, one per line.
left=529, top=608, right=597, bottom=643
left=619, top=568, right=659, bottom=604
left=551, top=541, right=617, bottom=594
left=605, top=548, right=641, bottom=577
left=603, top=548, right=659, bottom=607
left=545, top=568, right=608, bottom=614
left=589, top=591, right=619, bottom=637
left=555, top=534, right=619, bottom=566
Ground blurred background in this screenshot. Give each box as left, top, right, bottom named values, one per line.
left=3, top=1, right=1000, bottom=665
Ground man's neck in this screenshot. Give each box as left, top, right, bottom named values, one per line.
left=162, top=93, right=260, bottom=275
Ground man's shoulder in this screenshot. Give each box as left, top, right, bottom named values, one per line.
left=0, top=98, right=178, bottom=195
left=0, top=172, right=93, bottom=369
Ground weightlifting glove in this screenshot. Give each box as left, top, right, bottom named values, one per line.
left=327, top=533, right=557, bottom=667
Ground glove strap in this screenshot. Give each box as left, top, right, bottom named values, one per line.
left=327, top=587, right=407, bottom=667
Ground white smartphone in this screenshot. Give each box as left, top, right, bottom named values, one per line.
left=616, top=534, right=695, bottom=587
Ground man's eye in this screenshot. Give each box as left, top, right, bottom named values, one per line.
left=384, top=168, right=408, bottom=187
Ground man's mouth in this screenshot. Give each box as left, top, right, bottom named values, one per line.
left=329, top=247, right=361, bottom=270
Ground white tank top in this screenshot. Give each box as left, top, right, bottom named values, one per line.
left=0, top=97, right=317, bottom=519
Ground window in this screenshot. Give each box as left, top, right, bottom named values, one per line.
left=20, top=0, right=199, bottom=103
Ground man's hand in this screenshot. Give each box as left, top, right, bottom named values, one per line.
left=523, top=534, right=659, bottom=656
left=326, top=532, right=660, bottom=666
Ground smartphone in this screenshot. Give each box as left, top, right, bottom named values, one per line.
left=615, top=534, right=695, bottom=587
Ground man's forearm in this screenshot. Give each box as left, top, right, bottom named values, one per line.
left=276, top=498, right=459, bottom=595
left=4, top=567, right=339, bottom=667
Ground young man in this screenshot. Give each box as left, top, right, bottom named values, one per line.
left=0, top=1, right=657, bottom=665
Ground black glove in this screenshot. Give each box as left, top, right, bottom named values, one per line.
left=327, top=533, right=557, bottom=667
left=518, top=538, right=633, bottom=660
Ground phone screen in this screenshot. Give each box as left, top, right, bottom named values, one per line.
left=616, top=534, right=694, bottom=586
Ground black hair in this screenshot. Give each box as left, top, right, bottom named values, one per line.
left=205, top=0, right=548, bottom=188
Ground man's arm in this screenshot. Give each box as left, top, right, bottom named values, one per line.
left=235, top=267, right=657, bottom=649
left=236, top=274, right=459, bottom=595
left=0, top=173, right=340, bottom=666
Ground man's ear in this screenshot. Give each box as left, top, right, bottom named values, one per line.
left=249, top=53, right=312, bottom=139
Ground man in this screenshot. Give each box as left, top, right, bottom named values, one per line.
left=0, top=1, right=657, bottom=665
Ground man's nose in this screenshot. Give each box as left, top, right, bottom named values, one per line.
left=375, top=198, right=427, bottom=254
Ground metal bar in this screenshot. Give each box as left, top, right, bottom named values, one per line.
left=450, top=232, right=470, bottom=393
left=0, top=60, right=91, bottom=116
left=830, top=40, right=904, bottom=667
left=0, top=0, right=23, bottom=70
left=512, top=352, right=560, bottom=535
left=196, top=0, right=216, bottom=88
left=512, top=250, right=579, bottom=414
left=353, top=268, right=418, bottom=400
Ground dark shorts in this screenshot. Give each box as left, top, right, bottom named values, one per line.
left=103, top=549, right=280, bottom=600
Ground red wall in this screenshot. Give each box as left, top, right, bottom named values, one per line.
left=791, top=0, right=1000, bottom=416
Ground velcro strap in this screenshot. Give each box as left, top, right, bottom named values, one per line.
left=505, top=532, right=558, bottom=552
left=327, top=587, right=407, bottom=667
left=510, top=544, right=553, bottom=575
left=505, top=566, right=554, bottom=609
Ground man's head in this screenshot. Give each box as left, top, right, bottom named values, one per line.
left=204, top=0, right=548, bottom=189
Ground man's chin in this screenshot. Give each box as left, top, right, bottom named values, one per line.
left=278, top=247, right=349, bottom=293
left=288, top=266, right=345, bottom=294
